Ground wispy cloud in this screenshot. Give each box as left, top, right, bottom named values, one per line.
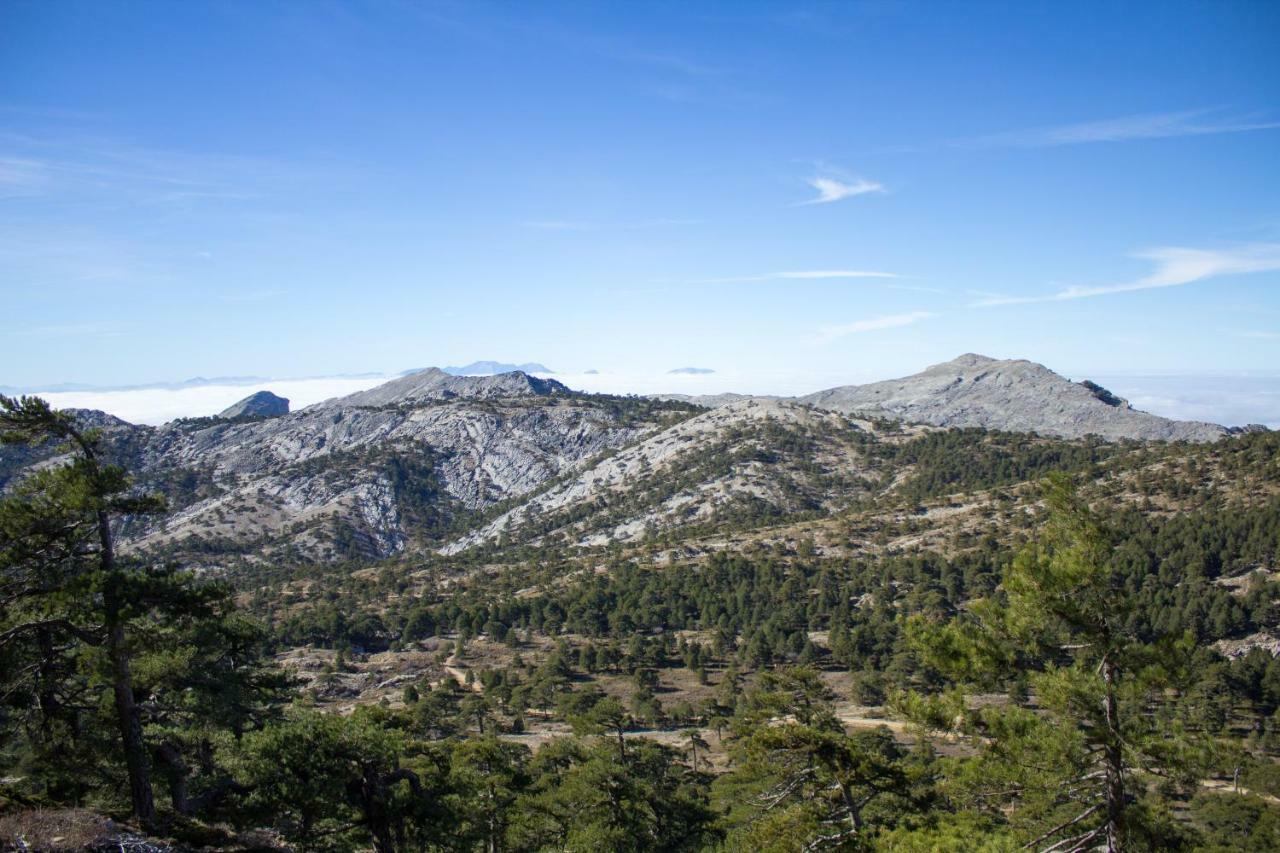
left=816, top=311, right=937, bottom=343
left=0, top=130, right=310, bottom=207
left=1239, top=330, right=1280, bottom=340
left=0, top=156, right=51, bottom=197
left=622, top=51, right=727, bottom=77
left=692, top=269, right=899, bottom=284
left=521, top=217, right=700, bottom=231
left=974, top=244, right=1280, bottom=306
left=796, top=175, right=885, bottom=205
left=959, top=108, right=1280, bottom=149
left=20, top=321, right=126, bottom=339
left=775, top=269, right=896, bottom=280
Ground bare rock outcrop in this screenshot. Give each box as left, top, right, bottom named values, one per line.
left=799, top=354, right=1227, bottom=442
left=219, top=390, right=289, bottom=419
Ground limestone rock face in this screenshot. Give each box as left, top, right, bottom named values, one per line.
left=0, top=370, right=673, bottom=567
left=218, top=391, right=290, bottom=419
left=799, top=354, right=1228, bottom=442
left=439, top=398, right=875, bottom=555
left=328, top=369, right=568, bottom=408
left=0, top=358, right=1244, bottom=571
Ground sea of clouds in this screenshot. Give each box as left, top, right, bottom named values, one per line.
left=30, top=376, right=391, bottom=425
left=15, top=369, right=1280, bottom=429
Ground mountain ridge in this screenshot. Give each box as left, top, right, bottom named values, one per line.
left=441, top=361, right=553, bottom=376
left=656, top=354, right=1230, bottom=442
left=797, top=353, right=1227, bottom=442
left=0, top=355, right=1251, bottom=571
left=320, top=368, right=570, bottom=409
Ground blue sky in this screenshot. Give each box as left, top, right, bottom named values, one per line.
left=3, top=1, right=1280, bottom=394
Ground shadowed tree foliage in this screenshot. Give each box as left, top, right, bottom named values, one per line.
left=0, top=396, right=289, bottom=828
left=0, top=395, right=170, bottom=825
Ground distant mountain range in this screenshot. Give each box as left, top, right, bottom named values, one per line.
left=441, top=361, right=553, bottom=376
left=0, top=375, right=270, bottom=394
left=0, top=354, right=1261, bottom=573
left=0, top=373, right=386, bottom=395
left=667, top=367, right=715, bottom=375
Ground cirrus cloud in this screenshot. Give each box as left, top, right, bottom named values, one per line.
left=974, top=244, right=1280, bottom=306
left=957, top=108, right=1280, bottom=148
left=816, top=311, right=938, bottom=343
left=796, top=175, right=885, bottom=205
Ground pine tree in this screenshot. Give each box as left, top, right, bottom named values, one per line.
left=903, top=474, right=1213, bottom=852
left=0, top=396, right=167, bottom=826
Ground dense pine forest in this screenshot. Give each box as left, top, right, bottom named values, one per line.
left=3, top=394, right=1280, bottom=852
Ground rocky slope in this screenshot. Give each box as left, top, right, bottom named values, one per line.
left=219, top=390, right=289, bottom=419
left=440, top=399, right=883, bottom=554
left=799, top=354, right=1228, bottom=442
left=0, top=356, right=1242, bottom=570
left=1, top=371, right=695, bottom=567
left=329, top=368, right=568, bottom=407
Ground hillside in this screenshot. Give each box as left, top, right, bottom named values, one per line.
left=0, top=373, right=699, bottom=567
left=0, top=356, right=1248, bottom=573
left=2, top=368, right=1279, bottom=852
left=800, top=353, right=1228, bottom=441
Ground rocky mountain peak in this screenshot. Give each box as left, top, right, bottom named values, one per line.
left=219, top=390, right=290, bottom=419
left=800, top=354, right=1227, bottom=442
left=325, top=368, right=570, bottom=409
left=937, top=352, right=1000, bottom=370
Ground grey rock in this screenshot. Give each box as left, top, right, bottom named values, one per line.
left=652, top=392, right=768, bottom=408
left=329, top=368, right=568, bottom=408
left=440, top=398, right=869, bottom=555
left=2, top=354, right=1239, bottom=571
left=799, top=354, right=1227, bottom=442
left=219, top=391, right=289, bottom=419
left=26, top=369, right=667, bottom=566
left=65, top=408, right=135, bottom=429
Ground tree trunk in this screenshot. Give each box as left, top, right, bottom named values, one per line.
left=838, top=780, right=863, bottom=836
left=98, top=504, right=155, bottom=829
left=35, top=625, right=60, bottom=735
left=361, top=766, right=396, bottom=853
left=155, top=741, right=190, bottom=815
left=1101, top=658, right=1125, bottom=853
left=107, top=601, right=156, bottom=826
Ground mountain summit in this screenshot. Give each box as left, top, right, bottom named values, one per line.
left=800, top=354, right=1226, bottom=442
left=219, top=390, right=289, bottom=419
left=326, top=368, right=569, bottom=408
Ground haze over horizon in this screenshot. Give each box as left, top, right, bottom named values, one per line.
left=4, top=2, right=1279, bottom=409
left=12, top=356, right=1280, bottom=430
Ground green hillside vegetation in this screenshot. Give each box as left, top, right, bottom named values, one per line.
left=3, top=395, right=1279, bottom=851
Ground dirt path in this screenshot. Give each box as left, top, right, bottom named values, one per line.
left=1199, top=778, right=1280, bottom=805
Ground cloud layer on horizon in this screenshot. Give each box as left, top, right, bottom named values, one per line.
left=20, top=367, right=1280, bottom=430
